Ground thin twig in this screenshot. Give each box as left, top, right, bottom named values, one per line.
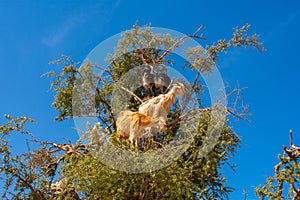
left=93, top=65, right=143, bottom=104
left=226, top=108, right=250, bottom=122
left=167, top=108, right=211, bottom=127
left=290, top=129, right=293, bottom=148
left=163, top=78, right=174, bottom=94
left=4, top=168, right=45, bottom=200
left=158, top=25, right=205, bottom=62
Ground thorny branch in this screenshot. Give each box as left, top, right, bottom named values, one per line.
left=167, top=108, right=211, bottom=127
left=47, top=143, right=88, bottom=166
left=225, top=83, right=250, bottom=122
left=158, top=25, right=206, bottom=62
left=75, top=64, right=116, bottom=130
left=46, top=142, right=87, bottom=198
left=93, top=65, right=143, bottom=104
left=134, top=26, right=206, bottom=66
left=163, top=78, right=174, bottom=94
left=169, top=79, right=249, bottom=129
left=4, top=167, right=45, bottom=199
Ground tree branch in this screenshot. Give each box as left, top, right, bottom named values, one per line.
left=5, top=167, right=45, bottom=200
left=93, top=65, right=143, bottom=104
left=158, top=25, right=206, bottom=62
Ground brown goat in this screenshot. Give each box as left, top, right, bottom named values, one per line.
left=116, top=110, right=166, bottom=146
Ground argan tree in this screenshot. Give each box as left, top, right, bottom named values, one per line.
left=256, top=130, right=300, bottom=200
left=0, top=23, right=263, bottom=199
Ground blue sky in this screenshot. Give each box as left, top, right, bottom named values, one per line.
left=0, top=0, right=300, bottom=199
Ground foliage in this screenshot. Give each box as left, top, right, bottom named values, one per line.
left=255, top=130, right=300, bottom=200
left=0, top=115, right=87, bottom=199
left=0, top=23, right=263, bottom=199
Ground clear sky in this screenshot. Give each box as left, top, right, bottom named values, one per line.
left=0, top=0, right=300, bottom=199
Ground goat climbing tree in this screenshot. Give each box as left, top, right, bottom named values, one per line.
left=0, top=23, right=263, bottom=199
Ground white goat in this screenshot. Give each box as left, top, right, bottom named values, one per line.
left=138, top=83, right=185, bottom=134
left=116, top=110, right=165, bottom=146
left=50, top=178, right=67, bottom=195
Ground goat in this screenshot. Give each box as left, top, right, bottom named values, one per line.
left=142, top=65, right=155, bottom=96
left=50, top=178, right=81, bottom=199
left=142, top=64, right=171, bottom=96
left=154, top=72, right=171, bottom=95
left=116, top=110, right=166, bottom=146
left=51, top=179, right=67, bottom=195
left=138, top=83, right=185, bottom=134
left=89, top=122, right=106, bottom=147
